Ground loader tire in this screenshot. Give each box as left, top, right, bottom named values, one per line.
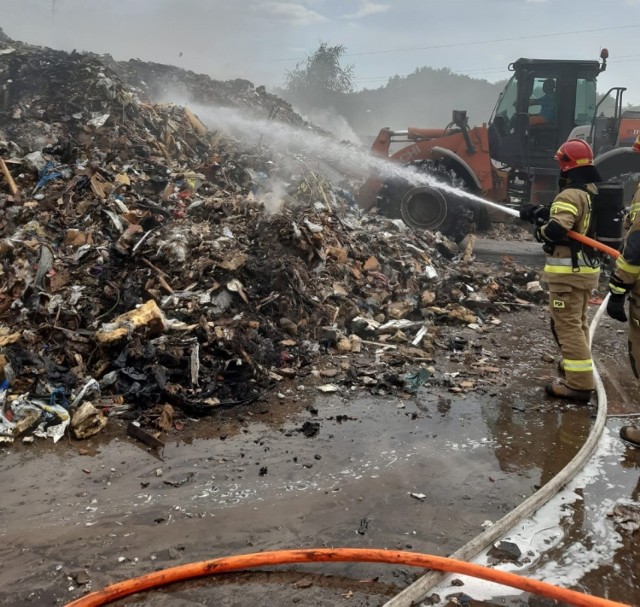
left=376, top=158, right=480, bottom=243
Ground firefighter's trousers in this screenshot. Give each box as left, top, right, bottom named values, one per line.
left=549, top=284, right=594, bottom=391
left=627, top=298, right=640, bottom=378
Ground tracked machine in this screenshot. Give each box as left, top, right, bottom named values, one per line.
left=358, top=49, right=640, bottom=241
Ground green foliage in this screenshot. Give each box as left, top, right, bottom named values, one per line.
left=284, top=42, right=354, bottom=108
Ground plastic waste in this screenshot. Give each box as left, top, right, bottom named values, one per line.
left=402, top=368, right=431, bottom=393
left=1, top=390, right=71, bottom=444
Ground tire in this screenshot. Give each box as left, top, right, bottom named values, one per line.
left=376, top=158, right=479, bottom=243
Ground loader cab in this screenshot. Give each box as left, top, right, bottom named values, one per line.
left=488, top=58, right=601, bottom=172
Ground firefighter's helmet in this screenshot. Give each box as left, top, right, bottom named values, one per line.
left=554, top=139, right=595, bottom=172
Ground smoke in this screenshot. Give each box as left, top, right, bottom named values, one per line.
left=298, top=107, right=362, bottom=145
left=255, top=176, right=288, bottom=215
left=155, top=85, right=192, bottom=108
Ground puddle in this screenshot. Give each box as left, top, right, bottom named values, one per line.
left=429, top=424, right=640, bottom=607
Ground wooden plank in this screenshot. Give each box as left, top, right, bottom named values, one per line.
left=127, top=421, right=165, bottom=452
left=0, top=158, right=18, bottom=195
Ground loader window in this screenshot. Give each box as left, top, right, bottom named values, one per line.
left=575, top=77, right=596, bottom=126
left=493, top=73, right=518, bottom=134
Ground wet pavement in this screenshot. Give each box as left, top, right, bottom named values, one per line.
left=430, top=419, right=640, bottom=607
left=1, top=245, right=639, bottom=607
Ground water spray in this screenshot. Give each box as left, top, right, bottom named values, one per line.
left=188, top=103, right=620, bottom=259
left=470, top=198, right=620, bottom=259
left=188, top=103, right=490, bottom=207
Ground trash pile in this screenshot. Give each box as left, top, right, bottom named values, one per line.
left=0, top=33, right=542, bottom=446
left=100, top=55, right=308, bottom=128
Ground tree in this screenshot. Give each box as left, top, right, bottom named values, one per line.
left=283, top=42, right=354, bottom=110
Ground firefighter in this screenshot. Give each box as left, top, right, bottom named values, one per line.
left=520, top=139, right=602, bottom=402
left=606, top=134, right=640, bottom=447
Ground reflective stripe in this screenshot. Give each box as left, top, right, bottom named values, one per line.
left=563, top=358, right=593, bottom=372
left=545, top=256, right=582, bottom=266
left=544, top=265, right=600, bottom=274
left=551, top=201, right=578, bottom=216
left=582, top=193, right=592, bottom=234
left=544, top=253, right=600, bottom=274
left=549, top=190, right=592, bottom=233
left=610, top=282, right=628, bottom=295
left=615, top=257, right=640, bottom=277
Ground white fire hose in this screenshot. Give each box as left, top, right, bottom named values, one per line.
left=385, top=205, right=613, bottom=606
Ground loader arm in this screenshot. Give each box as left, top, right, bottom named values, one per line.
left=358, top=126, right=496, bottom=211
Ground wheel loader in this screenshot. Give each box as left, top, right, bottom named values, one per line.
left=358, top=49, right=640, bottom=241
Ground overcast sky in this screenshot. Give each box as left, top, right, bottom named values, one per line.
left=2, top=0, right=640, bottom=106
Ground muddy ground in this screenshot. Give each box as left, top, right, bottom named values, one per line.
left=1, top=241, right=639, bottom=607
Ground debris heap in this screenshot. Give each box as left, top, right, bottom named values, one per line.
left=102, top=55, right=307, bottom=127
left=0, top=34, right=541, bottom=444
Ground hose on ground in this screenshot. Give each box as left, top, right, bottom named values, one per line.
left=384, top=294, right=612, bottom=606
left=64, top=547, right=629, bottom=607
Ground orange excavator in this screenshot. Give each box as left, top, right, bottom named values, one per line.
left=358, top=49, right=640, bottom=241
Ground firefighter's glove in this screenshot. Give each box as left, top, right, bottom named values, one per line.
left=535, top=219, right=566, bottom=252
left=534, top=225, right=555, bottom=254
left=606, top=293, right=628, bottom=323
left=534, top=226, right=556, bottom=255
left=519, top=205, right=550, bottom=226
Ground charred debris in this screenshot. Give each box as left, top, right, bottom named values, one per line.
left=0, top=32, right=540, bottom=446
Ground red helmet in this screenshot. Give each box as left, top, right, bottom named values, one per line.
left=634, top=135, right=640, bottom=153
left=554, top=139, right=595, bottom=172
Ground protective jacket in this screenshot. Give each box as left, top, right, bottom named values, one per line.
left=610, top=184, right=640, bottom=297
left=608, top=184, right=640, bottom=377
left=540, top=183, right=600, bottom=290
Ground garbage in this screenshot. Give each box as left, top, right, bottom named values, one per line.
left=127, top=421, right=165, bottom=452
left=402, top=368, right=431, bottom=394
left=95, top=300, right=167, bottom=344
left=488, top=540, right=522, bottom=562
left=608, top=500, right=640, bottom=534
left=0, top=331, right=20, bottom=347
left=0, top=30, right=546, bottom=446
left=300, top=421, right=320, bottom=438
left=157, top=404, right=175, bottom=432
left=0, top=157, right=18, bottom=195
left=317, top=384, right=340, bottom=393
left=69, top=378, right=101, bottom=409
left=0, top=396, right=70, bottom=444
left=71, top=402, right=107, bottom=439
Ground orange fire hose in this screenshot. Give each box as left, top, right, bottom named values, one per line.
left=567, top=230, right=621, bottom=259
left=499, top=202, right=622, bottom=260
left=65, top=548, right=630, bottom=607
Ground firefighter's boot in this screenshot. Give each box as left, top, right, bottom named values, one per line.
left=620, top=425, right=640, bottom=447
left=544, top=381, right=592, bottom=402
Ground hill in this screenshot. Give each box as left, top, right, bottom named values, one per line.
left=342, top=67, right=506, bottom=139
